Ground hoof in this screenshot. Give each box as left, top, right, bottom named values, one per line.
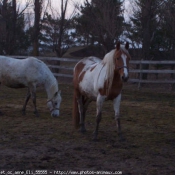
left=92, top=132, right=98, bottom=141
left=92, top=137, right=98, bottom=142
left=0, top=111, right=4, bottom=116
left=22, top=110, right=26, bottom=116
left=33, top=111, right=39, bottom=117
left=79, top=128, right=87, bottom=133
left=118, top=135, right=126, bottom=142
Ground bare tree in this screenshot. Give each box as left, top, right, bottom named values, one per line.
left=10, top=0, right=16, bottom=53
left=32, top=0, right=43, bottom=56
left=54, top=0, right=68, bottom=57
left=52, top=0, right=77, bottom=57
left=0, top=1, right=6, bottom=54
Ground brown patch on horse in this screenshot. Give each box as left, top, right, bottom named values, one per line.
left=114, top=45, right=131, bottom=61
left=90, top=65, right=97, bottom=71
left=114, top=49, right=122, bottom=60
left=99, top=70, right=123, bottom=100
left=79, top=71, right=86, bottom=83
left=73, top=62, right=86, bottom=129
left=73, top=62, right=86, bottom=89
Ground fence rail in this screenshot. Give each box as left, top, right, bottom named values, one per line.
left=9, top=56, right=175, bottom=89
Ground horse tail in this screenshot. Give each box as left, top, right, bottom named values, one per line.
left=73, top=89, right=80, bottom=129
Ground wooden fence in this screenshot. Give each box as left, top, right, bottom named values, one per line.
left=11, top=56, right=175, bottom=89
left=129, top=60, right=175, bottom=89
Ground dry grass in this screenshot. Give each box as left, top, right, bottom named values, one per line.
left=0, top=84, right=175, bottom=174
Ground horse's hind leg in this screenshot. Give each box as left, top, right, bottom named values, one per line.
left=93, top=95, right=105, bottom=141
left=31, top=89, right=39, bottom=117
left=83, top=98, right=92, bottom=129
left=22, top=88, right=31, bottom=115
left=27, top=85, right=39, bottom=117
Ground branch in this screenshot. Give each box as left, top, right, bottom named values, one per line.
left=17, top=0, right=33, bottom=17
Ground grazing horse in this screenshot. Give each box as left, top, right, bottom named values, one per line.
left=0, top=56, right=62, bottom=117
left=73, top=42, right=131, bottom=140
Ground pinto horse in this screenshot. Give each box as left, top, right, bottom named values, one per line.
left=0, top=56, right=62, bottom=117
left=73, top=42, right=131, bottom=140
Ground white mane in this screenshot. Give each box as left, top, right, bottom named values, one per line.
left=102, top=49, right=116, bottom=94
left=101, top=46, right=128, bottom=94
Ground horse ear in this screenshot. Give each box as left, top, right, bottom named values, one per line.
left=125, top=42, right=129, bottom=50
left=116, top=42, right=120, bottom=50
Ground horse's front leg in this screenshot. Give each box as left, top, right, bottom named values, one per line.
left=22, top=88, right=31, bottom=115
left=77, top=96, right=86, bottom=133
left=113, top=93, right=123, bottom=141
left=93, top=95, right=105, bottom=141
left=32, top=93, right=39, bottom=117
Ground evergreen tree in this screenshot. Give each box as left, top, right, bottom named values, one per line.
left=74, top=0, right=124, bottom=53
left=159, top=0, right=175, bottom=59
left=0, top=0, right=30, bottom=55
left=127, top=0, right=165, bottom=60
left=41, top=13, right=75, bottom=56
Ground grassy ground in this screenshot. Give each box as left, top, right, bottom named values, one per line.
left=0, top=84, right=175, bottom=174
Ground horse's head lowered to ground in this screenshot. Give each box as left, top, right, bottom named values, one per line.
left=47, top=90, right=62, bottom=117
left=0, top=56, right=62, bottom=117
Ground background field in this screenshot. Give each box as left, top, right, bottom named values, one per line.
left=0, top=83, right=175, bottom=175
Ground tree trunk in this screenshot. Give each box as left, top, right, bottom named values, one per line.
left=1, top=0, right=7, bottom=54
left=55, top=0, right=68, bottom=57
left=9, top=0, right=16, bottom=54
left=141, top=0, right=151, bottom=80
left=33, top=0, right=41, bottom=56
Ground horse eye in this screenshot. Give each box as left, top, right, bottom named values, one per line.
left=55, top=102, right=57, bottom=105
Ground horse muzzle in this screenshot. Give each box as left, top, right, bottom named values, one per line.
left=51, top=109, right=60, bottom=117
left=121, top=75, right=129, bottom=82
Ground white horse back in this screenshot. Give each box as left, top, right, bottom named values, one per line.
left=0, top=56, right=53, bottom=88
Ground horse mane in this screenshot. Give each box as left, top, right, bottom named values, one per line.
left=47, top=83, right=58, bottom=100
left=47, top=79, right=58, bottom=100
left=101, top=45, right=130, bottom=95
left=102, top=49, right=116, bottom=95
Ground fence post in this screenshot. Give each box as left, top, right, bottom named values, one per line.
left=171, top=65, right=175, bottom=79
left=138, top=60, right=143, bottom=89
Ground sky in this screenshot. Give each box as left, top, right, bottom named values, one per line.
left=16, top=0, right=86, bottom=19
left=17, top=0, right=131, bottom=21
left=17, top=0, right=130, bottom=15
left=17, top=0, right=85, bottom=11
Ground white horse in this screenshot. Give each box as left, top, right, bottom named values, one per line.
left=73, top=42, right=131, bottom=140
left=0, top=56, right=62, bottom=117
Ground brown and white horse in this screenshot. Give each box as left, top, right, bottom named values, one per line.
left=73, top=42, right=131, bottom=140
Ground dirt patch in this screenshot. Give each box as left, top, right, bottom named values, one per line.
left=0, top=84, right=175, bottom=174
